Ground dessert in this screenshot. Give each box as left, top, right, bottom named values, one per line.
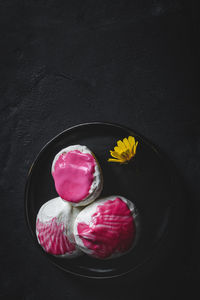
left=73, top=196, right=137, bottom=259
left=36, top=197, right=81, bottom=257
left=51, top=145, right=103, bottom=207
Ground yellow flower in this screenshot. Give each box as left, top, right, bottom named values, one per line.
left=108, top=136, right=138, bottom=163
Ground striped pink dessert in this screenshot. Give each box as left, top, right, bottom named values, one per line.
left=36, top=197, right=81, bottom=257
left=74, top=196, right=138, bottom=259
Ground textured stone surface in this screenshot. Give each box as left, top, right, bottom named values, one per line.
left=0, top=0, right=199, bottom=299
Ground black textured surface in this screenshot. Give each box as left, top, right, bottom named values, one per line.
left=0, top=0, right=199, bottom=299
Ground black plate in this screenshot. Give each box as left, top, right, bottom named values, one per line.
left=25, top=122, right=185, bottom=278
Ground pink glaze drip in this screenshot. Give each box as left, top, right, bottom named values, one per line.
left=77, top=197, right=135, bottom=259
left=36, top=217, right=75, bottom=255
left=52, top=150, right=96, bottom=203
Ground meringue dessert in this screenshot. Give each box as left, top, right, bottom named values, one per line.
left=73, top=196, right=137, bottom=259
left=36, top=197, right=81, bottom=257
left=51, top=145, right=103, bottom=207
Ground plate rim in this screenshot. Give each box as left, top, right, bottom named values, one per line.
left=24, top=122, right=177, bottom=279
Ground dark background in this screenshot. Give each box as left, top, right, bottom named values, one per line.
left=0, top=0, right=199, bottom=299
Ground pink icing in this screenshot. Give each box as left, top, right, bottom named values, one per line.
left=36, top=218, right=75, bottom=255
left=77, top=197, right=135, bottom=259
left=52, top=150, right=96, bottom=203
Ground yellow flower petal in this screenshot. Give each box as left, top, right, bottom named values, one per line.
left=126, top=149, right=132, bottom=160
left=128, top=136, right=135, bottom=148
left=117, top=140, right=126, bottom=151
left=114, top=146, right=123, bottom=154
left=110, top=151, right=122, bottom=159
left=123, top=138, right=130, bottom=150
left=133, top=141, right=138, bottom=155
left=108, top=158, right=125, bottom=163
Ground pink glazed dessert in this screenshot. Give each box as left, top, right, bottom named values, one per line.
left=36, top=197, right=81, bottom=257
left=51, top=145, right=103, bottom=207
left=73, top=196, right=137, bottom=259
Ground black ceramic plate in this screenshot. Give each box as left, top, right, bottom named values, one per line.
left=25, top=122, right=184, bottom=278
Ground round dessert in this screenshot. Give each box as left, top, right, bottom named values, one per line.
left=51, top=145, right=103, bottom=207
left=73, top=196, right=138, bottom=259
left=36, top=197, right=81, bottom=257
